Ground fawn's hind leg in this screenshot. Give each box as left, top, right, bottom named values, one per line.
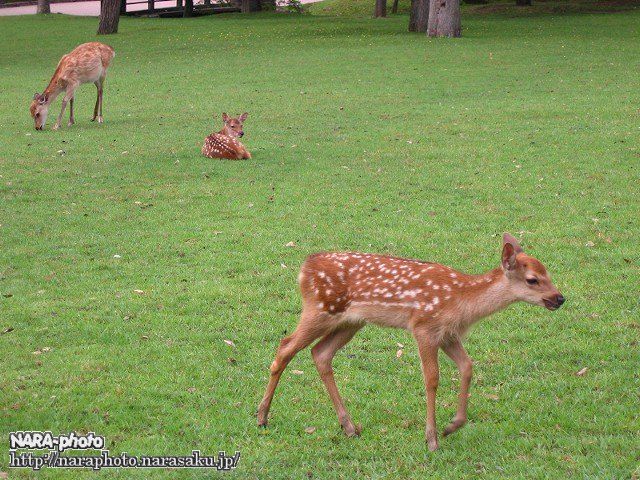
left=311, top=324, right=363, bottom=436
left=257, top=308, right=331, bottom=427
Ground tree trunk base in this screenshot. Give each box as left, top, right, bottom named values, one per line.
left=409, top=0, right=428, bottom=32
left=427, top=0, right=461, bottom=37
left=97, top=0, right=121, bottom=34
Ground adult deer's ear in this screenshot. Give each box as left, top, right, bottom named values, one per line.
left=222, top=112, right=229, bottom=123
left=501, top=242, right=517, bottom=271
left=502, top=232, right=523, bottom=253
left=239, top=112, right=248, bottom=122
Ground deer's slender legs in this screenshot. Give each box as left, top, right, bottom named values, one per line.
left=257, top=309, right=330, bottom=427
left=54, top=87, right=75, bottom=130
left=68, top=97, right=75, bottom=126
left=413, top=327, right=440, bottom=451
left=441, top=339, right=472, bottom=436
left=311, top=324, right=363, bottom=436
left=92, top=79, right=104, bottom=122
left=97, top=80, right=104, bottom=123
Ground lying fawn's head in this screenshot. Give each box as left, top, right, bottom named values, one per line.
left=221, top=112, right=248, bottom=138
left=501, top=233, right=565, bottom=310
left=30, top=93, right=50, bottom=130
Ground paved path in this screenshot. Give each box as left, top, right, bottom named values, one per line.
left=0, top=0, right=318, bottom=16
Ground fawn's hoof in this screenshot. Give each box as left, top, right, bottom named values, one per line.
left=342, top=423, right=361, bottom=437
left=52, top=123, right=60, bottom=131
left=67, top=121, right=75, bottom=127
left=426, top=430, right=439, bottom=451
left=443, top=418, right=466, bottom=437
left=97, top=116, right=104, bottom=124
left=256, top=405, right=268, bottom=427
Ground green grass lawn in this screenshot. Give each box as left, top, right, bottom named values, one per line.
left=1, top=6, right=639, bottom=479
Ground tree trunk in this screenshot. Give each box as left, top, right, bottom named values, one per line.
left=409, top=0, right=428, bottom=32
left=391, top=0, right=399, bottom=14
left=427, top=0, right=460, bottom=37
left=515, top=0, right=531, bottom=5
left=37, top=0, right=50, bottom=14
left=97, top=0, right=121, bottom=35
left=183, top=0, right=193, bottom=17
left=374, top=0, right=386, bottom=17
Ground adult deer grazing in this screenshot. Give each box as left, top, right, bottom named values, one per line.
left=30, top=42, right=115, bottom=131
left=202, top=113, right=251, bottom=160
left=257, top=234, right=565, bottom=451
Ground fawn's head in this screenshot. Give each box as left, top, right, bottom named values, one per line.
left=30, top=93, right=50, bottom=130
left=501, top=233, right=565, bottom=311
left=221, top=112, right=248, bottom=138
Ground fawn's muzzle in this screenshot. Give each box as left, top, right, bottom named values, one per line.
left=239, top=132, right=244, bottom=137
left=544, top=294, right=565, bottom=311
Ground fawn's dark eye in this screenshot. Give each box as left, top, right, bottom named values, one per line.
left=526, top=278, right=538, bottom=285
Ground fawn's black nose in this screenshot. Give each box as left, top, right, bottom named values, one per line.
left=239, top=132, right=244, bottom=137
left=556, top=295, right=565, bottom=306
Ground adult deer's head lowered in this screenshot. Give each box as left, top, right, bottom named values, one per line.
left=30, top=93, right=50, bottom=130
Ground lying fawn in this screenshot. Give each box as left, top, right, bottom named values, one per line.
left=202, top=113, right=251, bottom=160
left=258, top=234, right=564, bottom=451
left=30, top=42, right=114, bottom=131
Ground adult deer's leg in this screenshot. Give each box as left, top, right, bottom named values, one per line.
left=92, top=81, right=100, bottom=121
left=257, top=308, right=330, bottom=427
left=413, top=326, right=440, bottom=451
left=68, top=97, right=75, bottom=126
left=97, top=78, right=104, bottom=123
left=54, top=87, right=75, bottom=130
left=441, top=338, right=472, bottom=436
left=311, top=324, right=363, bottom=436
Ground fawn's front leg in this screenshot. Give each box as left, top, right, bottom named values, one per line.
left=441, top=339, right=472, bottom=436
left=413, top=327, right=440, bottom=451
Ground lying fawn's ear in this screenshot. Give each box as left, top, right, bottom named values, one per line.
left=502, top=232, right=524, bottom=254
left=222, top=112, right=229, bottom=123
left=239, top=112, right=248, bottom=122
left=501, top=242, right=517, bottom=271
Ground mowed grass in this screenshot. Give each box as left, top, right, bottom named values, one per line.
left=0, top=7, right=639, bottom=479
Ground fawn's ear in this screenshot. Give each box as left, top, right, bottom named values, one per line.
left=33, top=93, right=40, bottom=100
left=39, top=94, right=48, bottom=104
left=502, top=232, right=523, bottom=253
left=222, top=112, right=229, bottom=123
left=239, top=112, right=248, bottom=122
left=501, top=242, right=517, bottom=271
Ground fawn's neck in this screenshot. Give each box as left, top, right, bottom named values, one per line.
left=450, top=268, right=516, bottom=325
left=218, top=125, right=236, bottom=137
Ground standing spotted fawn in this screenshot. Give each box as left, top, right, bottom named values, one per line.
left=258, top=234, right=565, bottom=451
left=30, top=42, right=114, bottom=131
left=202, top=113, right=251, bottom=160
